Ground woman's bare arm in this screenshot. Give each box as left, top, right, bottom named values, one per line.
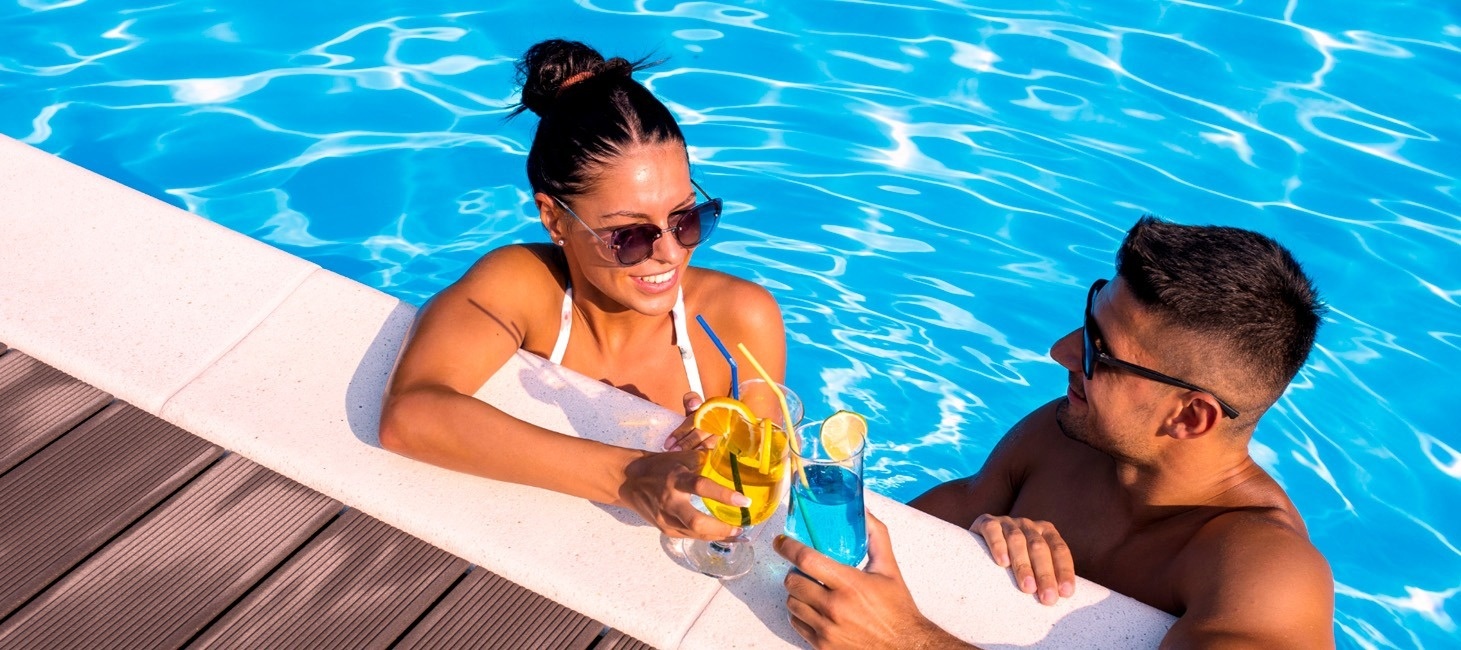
left=380, top=246, right=745, bottom=539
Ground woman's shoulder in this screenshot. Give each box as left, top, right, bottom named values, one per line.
left=458, top=243, right=567, bottom=290
left=685, top=266, right=781, bottom=327
left=442, top=243, right=567, bottom=320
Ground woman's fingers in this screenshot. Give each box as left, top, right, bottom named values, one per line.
left=686, top=474, right=751, bottom=508
left=669, top=427, right=718, bottom=451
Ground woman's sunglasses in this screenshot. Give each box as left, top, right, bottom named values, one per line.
left=553, top=180, right=722, bottom=266
left=1084, top=279, right=1241, bottom=419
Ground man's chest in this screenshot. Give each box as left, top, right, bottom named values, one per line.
left=1009, top=478, right=1188, bottom=614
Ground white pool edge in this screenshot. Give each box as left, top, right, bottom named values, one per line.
left=0, top=136, right=1174, bottom=649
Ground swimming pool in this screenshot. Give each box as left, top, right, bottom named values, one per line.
left=3, top=0, right=1456, bottom=646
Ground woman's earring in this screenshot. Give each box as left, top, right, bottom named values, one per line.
left=555, top=239, right=565, bottom=246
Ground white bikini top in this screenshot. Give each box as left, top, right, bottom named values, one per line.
left=547, top=286, right=705, bottom=398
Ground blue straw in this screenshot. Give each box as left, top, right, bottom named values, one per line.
left=695, top=315, right=739, bottom=399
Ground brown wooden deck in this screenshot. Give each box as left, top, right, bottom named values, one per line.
left=0, top=343, right=655, bottom=650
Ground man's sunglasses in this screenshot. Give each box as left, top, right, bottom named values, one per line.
left=553, top=180, right=722, bottom=267
left=1084, top=279, right=1240, bottom=419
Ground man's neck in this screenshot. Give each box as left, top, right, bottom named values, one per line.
left=1108, top=443, right=1267, bottom=525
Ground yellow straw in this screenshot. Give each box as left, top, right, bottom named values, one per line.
left=736, top=343, right=807, bottom=488
left=758, top=417, right=773, bottom=474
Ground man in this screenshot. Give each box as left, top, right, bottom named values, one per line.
left=776, top=216, right=1335, bottom=648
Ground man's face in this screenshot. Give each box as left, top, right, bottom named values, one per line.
left=1050, top=278, right=1174, bottom=458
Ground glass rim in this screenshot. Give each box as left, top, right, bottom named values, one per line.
left=791, top=418, right=868, bottom=462
left=735, top=378, right=803, bottom=426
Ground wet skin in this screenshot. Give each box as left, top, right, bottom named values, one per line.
left=380, top=143, right=787, bottom=542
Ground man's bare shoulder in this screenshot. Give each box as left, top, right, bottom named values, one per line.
left=1181, top=507, right=1329, bottom=584
left=1166, top=508, right=1335, bottom=647
left=909, top=398, right=1071, bottom=525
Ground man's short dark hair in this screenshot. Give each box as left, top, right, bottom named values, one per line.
left=1116, top=215, right=1325, bottom=405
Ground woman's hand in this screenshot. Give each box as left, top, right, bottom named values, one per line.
left=663, top=392, right=717, bottom=451
left=619, top=449, right=750, bottom=540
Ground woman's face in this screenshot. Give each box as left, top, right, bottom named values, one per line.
left=541, top=142, right=697, bottom=316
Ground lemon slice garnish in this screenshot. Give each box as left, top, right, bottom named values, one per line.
left=819, top=410, right=867, bottom=462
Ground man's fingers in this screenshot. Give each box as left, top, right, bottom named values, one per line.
left=786, top=604, right=820, bottom=646
left=1025, top=526, right=1060, bottom=605
left=864, top=511, right=899, bottom=577
left=783, top=568, right=830, bottom=607
left=1048, top=530, right=1077, bottom=597
left=774, top=535, right=851, bottom=591
left=972, top=515, right=1010, bottom=567
left=1002, top=522, right=1036, bottom=594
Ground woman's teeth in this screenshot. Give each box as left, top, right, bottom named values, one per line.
left=640, top=270, right=675, bottom=284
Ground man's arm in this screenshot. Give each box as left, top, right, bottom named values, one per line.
left=1163, top=514, right=1335, bottom=649
left=909, top=401, right=1076, bottom=606
left=909, top=400, right=1058, bottom=527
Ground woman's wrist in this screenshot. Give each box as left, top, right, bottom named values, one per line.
left=603, top=446, right=652, bottom=508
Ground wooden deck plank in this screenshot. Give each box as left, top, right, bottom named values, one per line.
left=393, top=569, right=605, bottom=650
left=0, top=454, right=340, bottom=649
left=596, top=629, right=657, bottom=650
left=189, top=509, right=468, bottom=650
left=0, top=351, right=111, bottom=475
left=0, top=402, right=222, bottom=620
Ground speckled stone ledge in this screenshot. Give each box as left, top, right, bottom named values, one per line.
left=0, top=135, right=1175, bottom=648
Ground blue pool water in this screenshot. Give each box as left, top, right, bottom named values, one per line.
left=3, top=1, right=1458, bottom=646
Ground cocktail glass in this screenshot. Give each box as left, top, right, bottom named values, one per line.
left=682, top=379, right=802, bottom=579
left=786, top=416, right=868, bottom=567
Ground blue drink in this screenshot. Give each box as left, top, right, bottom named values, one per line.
left=787, top=464, right=867, bottom=566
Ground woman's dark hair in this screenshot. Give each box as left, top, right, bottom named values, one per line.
left=1116, top=215, right=1325, bottom=404
left=510, top=39, right=684, bottom=198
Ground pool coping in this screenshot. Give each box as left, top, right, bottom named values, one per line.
left=0, top=135, right=1175, bottom=648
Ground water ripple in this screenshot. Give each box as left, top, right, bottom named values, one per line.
left=4, top=1, right=1459, bottom=646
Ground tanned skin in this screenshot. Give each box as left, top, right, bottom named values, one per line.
left=381, top=143, right=786, bottom=542
left=778, top=277, right=1333, bottom=649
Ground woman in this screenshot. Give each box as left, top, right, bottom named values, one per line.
left=380, top=39, right=785, bottom=542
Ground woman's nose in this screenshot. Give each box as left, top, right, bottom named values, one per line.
left=649, top=226, right=688, bottom=264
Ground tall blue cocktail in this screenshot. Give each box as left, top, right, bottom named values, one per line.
left=786, top=412, right=868, bottom=567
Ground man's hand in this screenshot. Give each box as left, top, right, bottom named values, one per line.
left=775, top=512, right=971, bottom=650
left=970, top=514, right=1074, bottom=605
left=663, top=392, right=716, bottom=451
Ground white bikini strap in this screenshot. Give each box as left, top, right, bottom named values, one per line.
left=672, top=288, right=706, bottom=397
left=550, top=284, right=705, bottom=398
left=548, top=286, right=573, bottom=365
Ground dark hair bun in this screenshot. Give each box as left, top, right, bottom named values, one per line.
left=514, top=39, right=642, bottom=118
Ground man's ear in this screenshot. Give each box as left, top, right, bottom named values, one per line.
left=536, top=192, right=566, bottom=244
left=1164, top=392, right=1222, bottom=440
